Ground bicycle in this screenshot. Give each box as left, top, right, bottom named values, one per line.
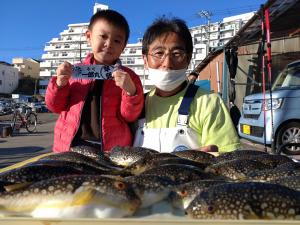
left=11, top=103, right=38, bottom=134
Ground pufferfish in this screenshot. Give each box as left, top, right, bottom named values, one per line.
left=186, top=182, right=300, bottom=220
left=0, top=175, right=141, bottom=218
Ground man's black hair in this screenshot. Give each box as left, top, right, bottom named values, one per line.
left=142, top=17, right=193, bottom=62
left=88, top=9, right=130, bottom=43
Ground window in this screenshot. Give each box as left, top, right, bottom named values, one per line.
left=66, top=36, right=72, bottom=41
left=2, top=70, right=4, bottom=75
left=196, top=49, right=203, bottom=54
left=127, top=58, right=135, bottom=64
left=64, top=44, right=70, bottom=48
left=0, top=80, right=2, bottom=85
left=62, top=52, right=68, bottom=56
left=129, top=48, right=136, bottom=54
left=55, top=45, right=61, bottom=49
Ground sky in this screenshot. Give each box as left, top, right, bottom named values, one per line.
left=0, top=0, right=266, bottom=63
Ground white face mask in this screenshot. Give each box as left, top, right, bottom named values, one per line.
left=148, top=68, right=187, bottom=92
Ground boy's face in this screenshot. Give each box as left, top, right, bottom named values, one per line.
left=86, top=19, right=126, bottom=65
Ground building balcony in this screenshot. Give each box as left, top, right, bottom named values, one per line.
left=220, top=25, right=235, bottom=31
left=40, top=61, right=52, bottom=68
left=62, top=37, right=83, bottom=42
left=210, top=36, right=219, bottom=40
left=60, top=28, right=87, bottom=36
left=219, top=35, right=233, bottom=40
left=121, top=58, right=144, bottom=66
left=49, top=38, right=64, bottom=43
left=41, top=54, right=53, bottom=59
left=80, top=44, right=91, bottom=50
left=122, top=50, right=143, bottom=55
left=194, top=43, right=206, bottom=48
left=39, top=70, right=53, bottom=77
left=194, top=53, right=206, bottom=61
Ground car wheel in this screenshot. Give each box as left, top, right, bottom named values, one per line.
left=276, top=122, right=300, bottom=155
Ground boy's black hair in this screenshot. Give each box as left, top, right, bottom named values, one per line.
left=142, top=17, right=193, bottom=62
left=88, top=9, right=130, bottom=43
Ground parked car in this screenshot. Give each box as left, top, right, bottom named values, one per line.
left=239, top=60, right=300, bottom=155
left=29, top=101, right=49, bottom=113
left=0, top=99, right=13, bottom=115
left=29, top=102, right=42, bottom=113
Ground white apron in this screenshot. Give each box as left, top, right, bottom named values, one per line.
left=133, top=115, right=201, bottom=153
left=134, top=84, right=201, bottom=153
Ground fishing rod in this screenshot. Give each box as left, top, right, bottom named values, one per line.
left=264, top=8, right=275, bottom=154
left=260, top=4, right=267, bottom=152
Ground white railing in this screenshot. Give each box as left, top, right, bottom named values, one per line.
left=39, top=70, right=52, bottom=77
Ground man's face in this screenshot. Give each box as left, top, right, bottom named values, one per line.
left=143, top=32, right=189, bottom=70
left=86, top=19, right=126, bottom=65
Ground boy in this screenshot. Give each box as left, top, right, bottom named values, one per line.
left=46, top=9, right=144, bottom=152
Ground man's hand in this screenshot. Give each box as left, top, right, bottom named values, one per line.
left=113, top=70, right=136, bottom=96
left=198, top=145, right=218, bottom=152
left=187, top=72, right=198, bottom=83
left=56, top=61, right=72, bottom=88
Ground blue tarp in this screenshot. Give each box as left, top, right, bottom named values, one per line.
left=194, top=80, right=211, bottom=91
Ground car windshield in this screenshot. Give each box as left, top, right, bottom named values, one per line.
left=272, top=62, right=300, bottom=90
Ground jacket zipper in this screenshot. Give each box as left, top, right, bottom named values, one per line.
left=71, top=80, right=93, bottom=148
left=99, top=83, right=103, bottom=149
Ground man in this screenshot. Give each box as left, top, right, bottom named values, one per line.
left=133, top=17, right=240, bottom=153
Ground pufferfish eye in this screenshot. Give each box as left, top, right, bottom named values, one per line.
left=206, top=205, right=214, bottom=214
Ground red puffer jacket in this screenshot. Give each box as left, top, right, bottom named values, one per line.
left=45, top=54, right=144, bottom=152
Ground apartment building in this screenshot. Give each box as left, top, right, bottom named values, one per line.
left=12, top=58, right=40, bottom=79
left=39, top=3, right=254, bottom=93
left=0, top=62, right=19, bottom=94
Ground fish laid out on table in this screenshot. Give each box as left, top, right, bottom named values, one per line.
left=0, top=146, right=299, bottom=220
left=186, top=182, right=300, bottom=220
left=108, top=145, right=159, bottom=167
left=169, top=179, right=229, bottom=210
left=125, top=153, right=207, bottom=175
left=205, top=159, right=272, bottom=180
left=123, top=174, right=176, bottom=208
left=0, top=175, right=141, bottom=218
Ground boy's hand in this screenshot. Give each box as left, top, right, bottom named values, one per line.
left=56, top=62, right=72, bottom=88
left=112, top=70, right=136, bottom=96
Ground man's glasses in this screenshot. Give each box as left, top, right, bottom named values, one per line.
left=148, top=50, right=186, bottom=63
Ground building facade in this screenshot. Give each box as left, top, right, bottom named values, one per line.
left=0, top=62, right=19, bottom=94
left=39, top=3, right=254, bottom=92
left=12, top=58, right=40, bottom=79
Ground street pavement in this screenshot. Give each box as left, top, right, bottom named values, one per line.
left=0, top=113, right=58, bottom=168
left=0, top=113, right=298, bottom=168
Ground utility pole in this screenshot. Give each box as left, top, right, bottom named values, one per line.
left=79, top=26, right=86, bottom=63
left=79, top=40, right=82, bottom=62
left=198, top=10, right=213, bottom=56
left=34, top=79, right=38, bottom=97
